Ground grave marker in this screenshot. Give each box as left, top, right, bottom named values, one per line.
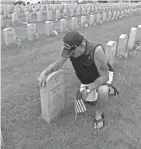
left=71, top=17, right=78, bottom=30
left=106, top=41, right=117, bottom=66
left=70, top=9, right=74, bottom=17
left=96, top=14, right=102, bottom=24
left=4, top=27, right=16, bottom=46
left=47, top=10, right=53, bottom=21
left=0, top=15, right=4, bottom=27
left=37, top=11, right=43, bottom=22
left=102, top=12, right=107, bottom=22
left=4, top=9, right=9, bottom=17
left=12, top=13, right=18, bottom=25
left=120, top=10, right=124, bottom=18
left=27, top=23, right=36, bottom=41
left=45, top=21, right=54, bottom=37
left=32, top=7, right=37, bottom=14
left=25, top=12, right=32, bottom=23
left=56, top=9, right=61, bottom=20
left=89, top=15, right=94, bottom=26
left=76, top=7, right=81, bottom=16
left=63, top=9, right=68, bottom=18
left=40, top=70, right=65, bottom=123
left=108, top=11, right=112, bottom=20
left=60, top=19, right=67, bottom=33
left=127, top=27, right=137, bottom=51
left=112, top=11, right=117, bottom=20
left=117, top=34, right=128, bottom=57
left=136, top=25, right=141, bottom=44
left=81, top=16, right=87, bottom=28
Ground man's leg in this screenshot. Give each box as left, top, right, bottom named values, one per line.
left=94, top=85, right=109, bottom=129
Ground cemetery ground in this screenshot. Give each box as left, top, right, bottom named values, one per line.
left=1, top=14, right=141, bottom=149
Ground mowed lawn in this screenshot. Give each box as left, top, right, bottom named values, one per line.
left=1, top=14, right=141, bottom=149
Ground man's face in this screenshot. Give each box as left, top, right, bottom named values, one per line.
left=71, top=40, right=86, bottom=58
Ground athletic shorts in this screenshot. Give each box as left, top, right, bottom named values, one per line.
left=79, top=71, right=114, bottom=102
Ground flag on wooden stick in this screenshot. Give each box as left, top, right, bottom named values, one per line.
left=75, top=89, right=87, bottom=121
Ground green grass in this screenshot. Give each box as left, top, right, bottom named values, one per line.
left=1, top=14, right=141, bottom=149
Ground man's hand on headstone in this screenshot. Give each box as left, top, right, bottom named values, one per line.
left=37, top=72, right=47, bottom=87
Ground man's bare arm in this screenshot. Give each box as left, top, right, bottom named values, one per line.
left=89, top=45, right=109, bottom=91
left=43, top=56, right=68, bottom=75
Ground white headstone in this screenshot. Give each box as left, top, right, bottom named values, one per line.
left=69, top=9, right=74, bottom=17
left=96, top=14, right=102, bottom=24
left=107, top=11, right=112, bottom=20
left=60, top=19, right=67, bottom=33
left=112, top=11, right=117, bottom=20
left=106, top=41, right=117, bottom=66
left=63, top=9, right=68, bottom=17
left=76, top=7, right=81, bottom=16
left=87, top=7, right=91, bottom=15
left=37, top=11, right=43, bottom=22
left=136, top=25, right=141, bottom=44
left=4, top=27, right=16, bottom=46
left=0, top=15, right=4, bottom=27
left=32, top=7, right=36, bottom=14
left=47, top=10, right=52, bottom=21
left=25, top=12, right=32, bottom=23
left=81, top=7, right=86, bottom=15
left=124, top=10, right=128, bottom=16
left=81, top=16, right=87, bottom=28
left=71, top=17, right=78, bottom=30
left=120, top=10, right=124, bottom=18
left=40, top=70, right=65, bottom=123
left=102, top=12, right=107, bottom=22
left=127, top=27, right=137, bottom=51
left=117, top=34, right=128, bottom=56
left=40, top=5, right=45, bottom=13
left=4, top=9, right=9, bottom=17
left=56, top=9, right=60, bottom=20
left=12, top=13, right=18, bottom=25
left=89, top=15, right=94, bottom=26
left=45, top=21, right=54, bottom=37
left=27, top=23, right=36, bottom=41
left=24, top=7, right=29, bottom=13
left=116, top=10, right=120, bottom=18
left=14, top=8, right=19, bottom=14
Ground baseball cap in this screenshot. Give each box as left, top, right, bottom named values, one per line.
left=62, top=31, right=84, bottom=58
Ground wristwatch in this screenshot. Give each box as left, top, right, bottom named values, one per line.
left=85, top=86, right=91, bottom=93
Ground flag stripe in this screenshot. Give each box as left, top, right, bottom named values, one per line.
left=80, top=99, right=86, bottom=112
left=76, top=99, right=87, bottom=113
left=81, top=99, right=87, bottom=111
left=76, top=101, right=81, bottom=113
left=78, top=100, right=84, bottom=112
left=75, top=89, right=87, bottom=114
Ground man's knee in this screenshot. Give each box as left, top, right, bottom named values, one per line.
left=97, top=85, right=109, bottom=99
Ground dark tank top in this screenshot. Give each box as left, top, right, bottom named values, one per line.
left=70, top=41, right=114, bottom=84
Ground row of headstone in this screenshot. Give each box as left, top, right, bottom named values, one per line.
left=105, top=25, right=141, bottom=66
left=3, top=12, right=141, bottom=46
left=1, top=2, right=141, bottom=14
left=1, top=2, right=141, bottom=20
left=3, top=20, right=54, bottom=45
left=1, top=5, right=141, bottom=28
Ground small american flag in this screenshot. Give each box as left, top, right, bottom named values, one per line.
left=121, top=51, right=128, bottom=58
left=75, top=89, right=87, bottom=121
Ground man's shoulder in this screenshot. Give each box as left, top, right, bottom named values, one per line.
left=87, top=41, right=103, bottom=52
left=86, top=41, right=104, bottom=59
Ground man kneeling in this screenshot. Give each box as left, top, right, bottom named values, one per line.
left=38, top=31, right=118, bottom=129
